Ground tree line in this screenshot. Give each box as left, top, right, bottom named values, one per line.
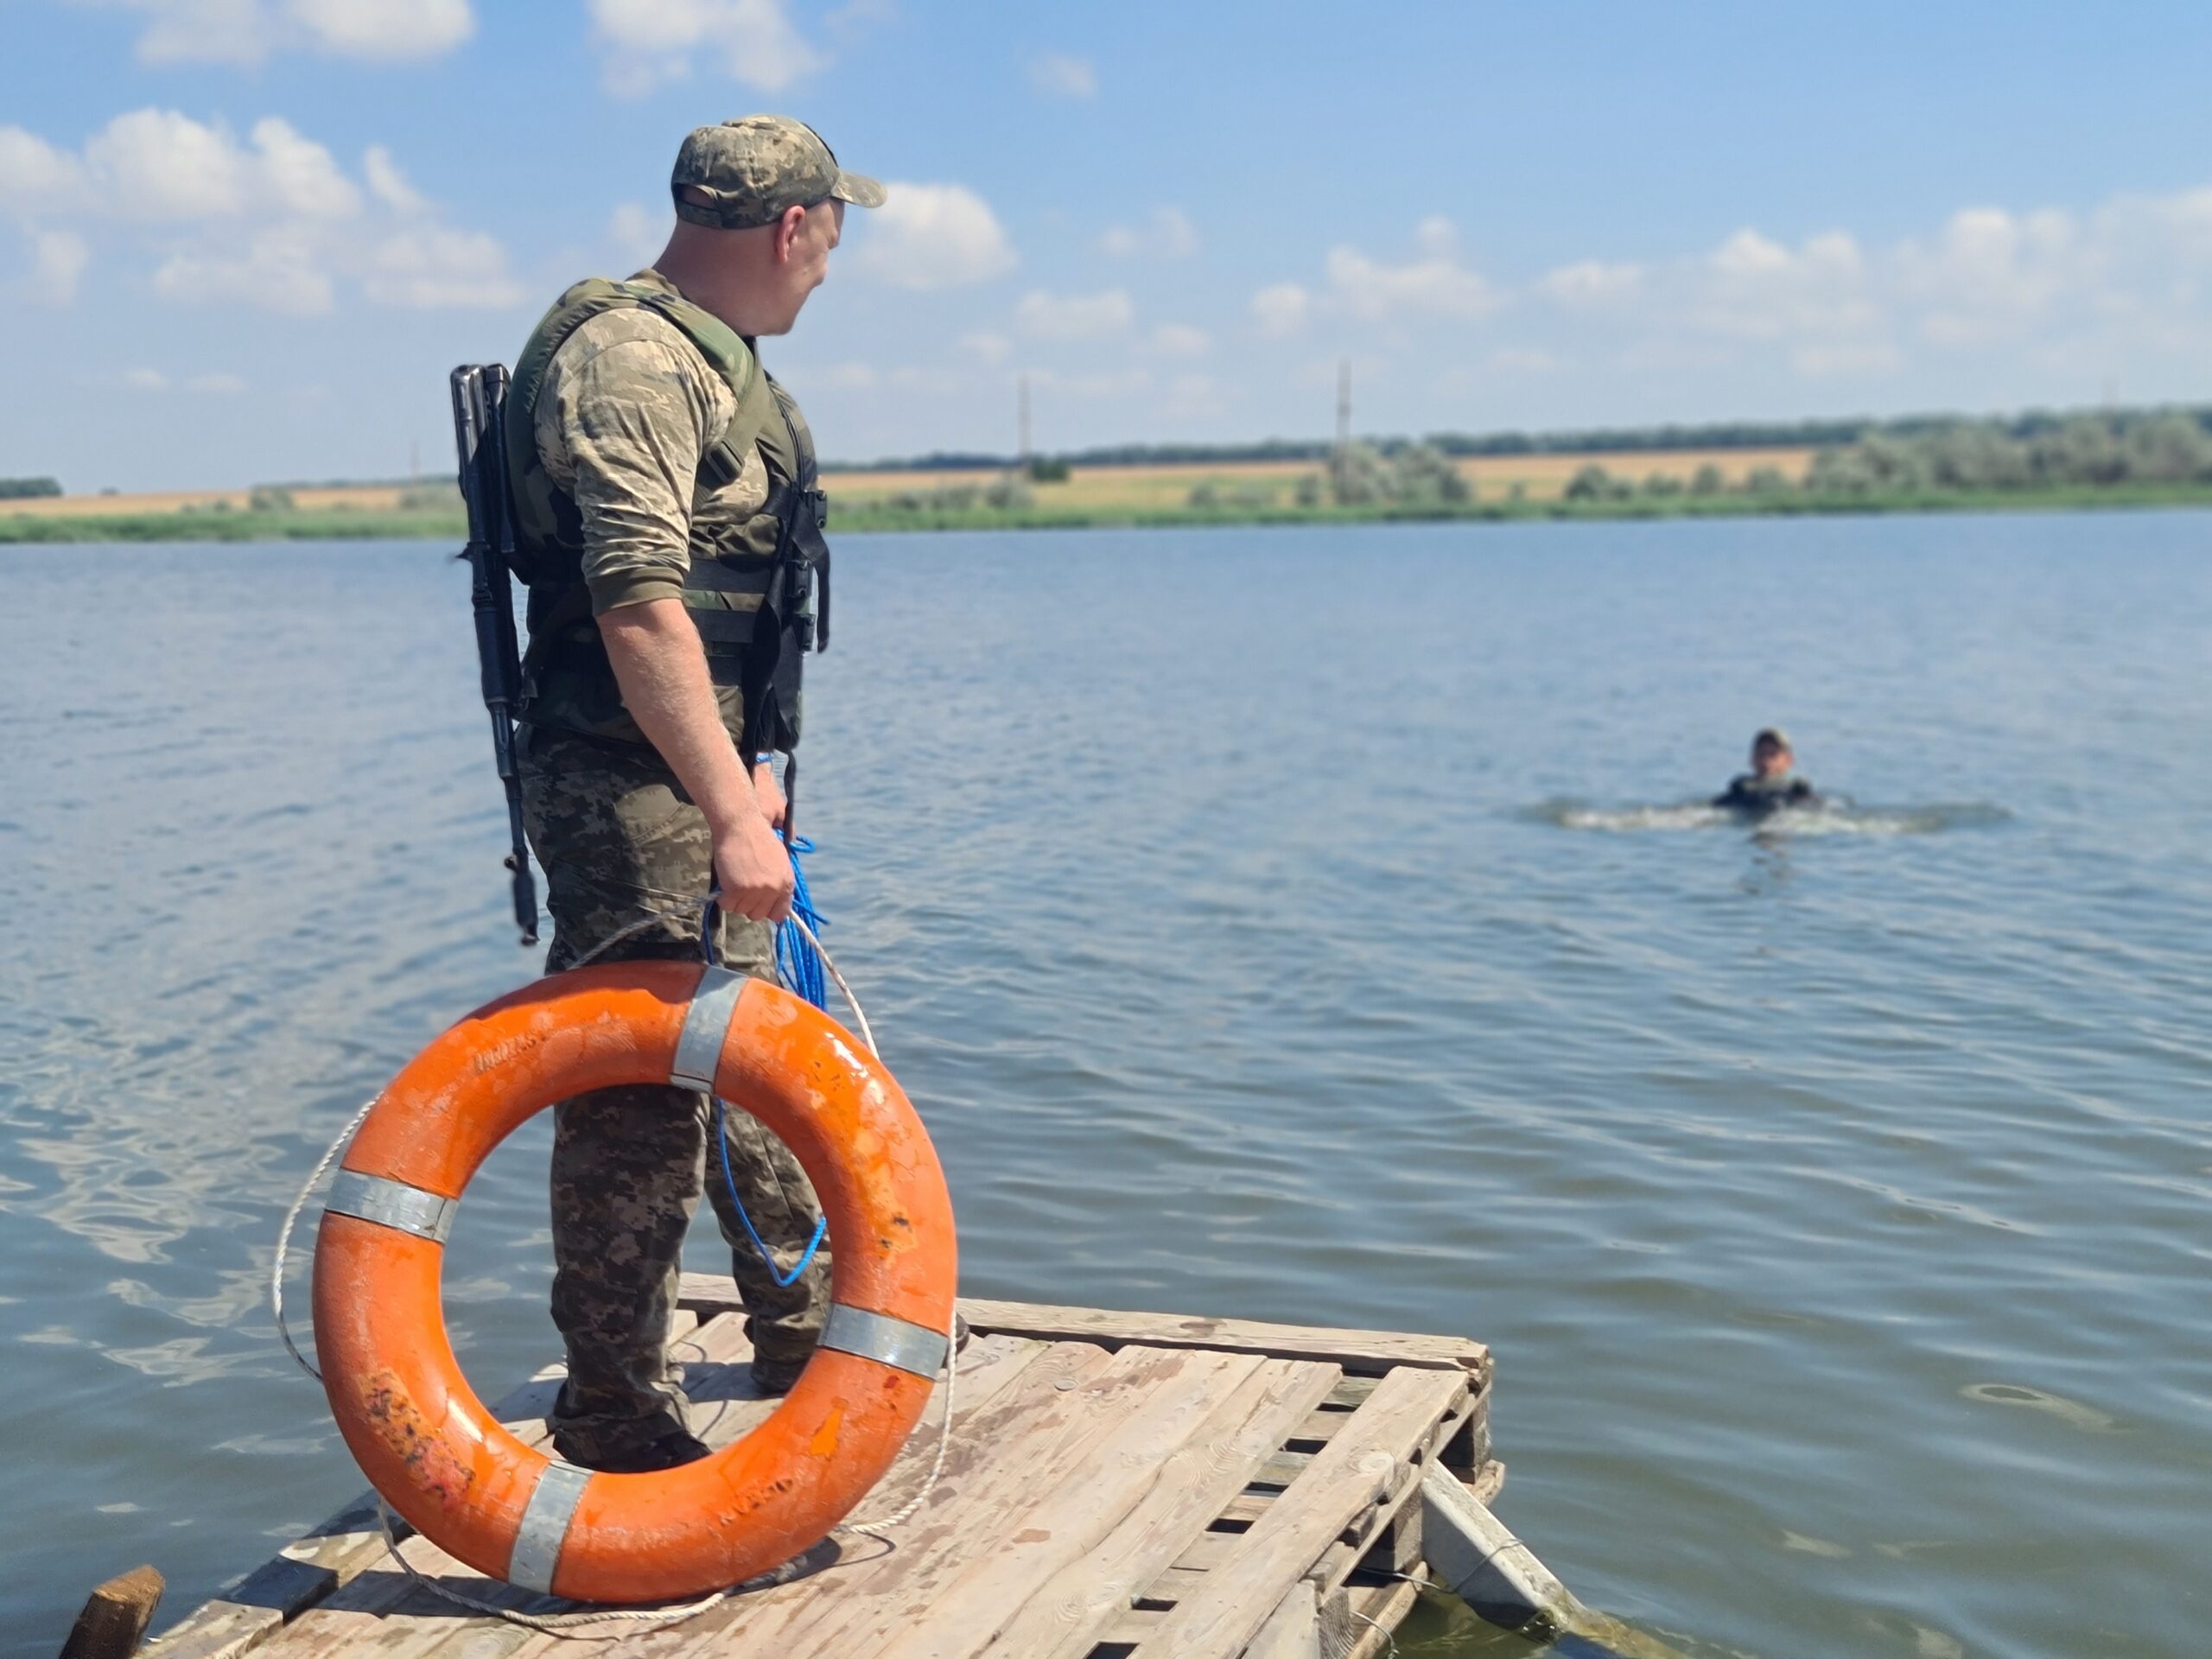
left=839, top=404, right=2212, bottom=476
left=1565, top=410, right=2212, bottom=501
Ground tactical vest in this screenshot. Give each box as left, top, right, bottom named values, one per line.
left=503, top=276, right=830, bottom=756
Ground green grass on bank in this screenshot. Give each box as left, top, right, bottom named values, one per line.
left=7, top=483, right=2212, bottom=545
left=0, top=506, right=469, bottom=543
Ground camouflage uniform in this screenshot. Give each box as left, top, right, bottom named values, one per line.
left=511, top=117, right=883, bottom=1467
left=521, top=725, right=828, bottom=1464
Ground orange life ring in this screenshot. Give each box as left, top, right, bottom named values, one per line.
left=310, top=959, right=957, bottom=1605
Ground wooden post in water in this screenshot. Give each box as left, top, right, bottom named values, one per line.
left=57, top=1566, right=163, bottom=1659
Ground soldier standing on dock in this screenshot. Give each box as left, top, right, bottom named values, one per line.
left=501, top=117, right=880, bottom=1473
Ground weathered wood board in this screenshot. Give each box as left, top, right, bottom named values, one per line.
left=141, top=1290, right=1500, bottom=1659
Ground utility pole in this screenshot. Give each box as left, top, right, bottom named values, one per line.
left=1335, top=358, right=1351, bottom=453
left=1017, top=373, right=1033, bottom=470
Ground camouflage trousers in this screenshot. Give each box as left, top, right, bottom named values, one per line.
left=518, top=723, right=830, bottom=1465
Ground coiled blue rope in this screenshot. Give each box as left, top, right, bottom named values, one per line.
left=702, top=836, right=830, bottom=1289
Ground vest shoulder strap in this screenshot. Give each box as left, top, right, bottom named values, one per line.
left=505, top=277, right=776, bottom=520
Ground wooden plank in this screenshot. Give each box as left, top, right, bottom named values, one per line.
left=178, top=1311, right=766, bottom=1659
left=871, top=1348, right=1266, bottom=1659
left=958, top=1300, right=1484, bottom=1380
left=59, top=1567, right=165, bottom=1659
left=1466, top=1459, right=1506, bottom=1504
left=1420, top=1467, right=1694, bottom=1659
left=1341, top=1577, right=1421, bottom=1659
left=677, top=1278, right=1489, bottom=1377
left=703, top=1344, right=1234, bottom=1659
left=272, top=1333, right=1058, bottom=1659
left=898, top=1356, right=1342, bottom=1659
left=1241, top=1580, right=1319, bottom=1659
left=985, top=1358, right=1339, bottom=1659
left=544, top=1341, right=1121, bottom=1658
left=1139, top=1367, right=1466, bottom=1657
left=1294, top=1458, right=1420, bottom=1597
left=143, top=1309, right=719, bottom=1659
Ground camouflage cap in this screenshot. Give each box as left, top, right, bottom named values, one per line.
left=1753, top=727, right=1792, bottom=753
left=671, top=115, right=885, bottom=230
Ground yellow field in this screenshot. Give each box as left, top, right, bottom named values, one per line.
left=7, top=447, right=1815, bottom=519
left=822, top=447, right=1816, bottom=509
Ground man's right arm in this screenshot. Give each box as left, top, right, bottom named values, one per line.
left=555, top=330, right=792, bottom=920
left=598, top=600, right=793, bottom=921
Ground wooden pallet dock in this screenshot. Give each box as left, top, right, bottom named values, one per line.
left=139, top=1278, right=1501, bottom=1659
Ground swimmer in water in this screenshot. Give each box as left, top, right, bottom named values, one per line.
left=1713, top=728, right=1821, bottom=817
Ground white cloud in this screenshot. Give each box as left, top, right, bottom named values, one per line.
left=97, top=0, right=278, bottom=66
left=364, top=146, right=428, bottom=215
left=5, top=110, right=523, bottom=315
left=1894, top=207, right=2080, bottom=346
left=155, top=226, right=334, bottom=313
left=0, top=127, right=86, bottom=211
left=1159, top=372, right=1224, bottom=422
left=75, top=111, right=359, bottom=222
left=1098, top=205, right=1198, bottom=260
left=1030, top=365, right=1151, bottom=399
left=1538, top=259, right=1643, bottom=308
left=1250, top=282, right=1310, bottom=336
left=1489, top=346, right=1559, bottom=373
left=1324, top=218, right=1502, bottom=321
left=1016, top=288, right=1134, bottom=340
left=29, top=230, right=90, bottom=304
left=94, top=0, right=474, bottom=66
left=1694, top=227, right=1891, bottom=373
left=886, top=364, right=969, bottom=395
left=1147, top=322, right=1211, bottom=358
left=810, top=362, right=878, bottom=390
left=84, top=110, right=254, bottom=219
left=287, top=0, right=473, bottom=60
left=855, top=181, right=1016, bottom=289
left=1027, top=51, right=1096, bottom=99
left=119, top=366, right=249, bottom=392
left=607, top=200, right=664, bottom=265
left=589, top=0, right=824, bottom=97
left=365, top=226, right=524, bottom=308
left=249, top=118, right=362, bottom=218
left=958, top=329, right=1012, bottom=364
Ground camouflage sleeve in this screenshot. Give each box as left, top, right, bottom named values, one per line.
left=542, top=329, right=732, bottom=614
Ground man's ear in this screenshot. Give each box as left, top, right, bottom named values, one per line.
left=776, top=202, right=809, bottom=262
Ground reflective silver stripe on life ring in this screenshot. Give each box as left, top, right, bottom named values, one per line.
left=671, top=966, right=747, bottom=1093
left=507, top=1459, right=592, bottom=1595
left=820, top=1304, right=950, bottom=1380
left=324, top=1170, right=457, bottom=1245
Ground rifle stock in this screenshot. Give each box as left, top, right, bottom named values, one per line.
left=450, top=364, right=541, bottom=946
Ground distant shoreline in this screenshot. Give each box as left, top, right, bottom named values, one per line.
left=7, top=481, right=2212, bottom=544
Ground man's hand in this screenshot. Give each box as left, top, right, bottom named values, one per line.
left=752, top=760, right=787, bottom=830
left=712, top=810, right=796, bottom=923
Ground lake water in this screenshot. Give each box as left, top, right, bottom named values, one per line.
left=2, top=513, right=2208, bottom=1658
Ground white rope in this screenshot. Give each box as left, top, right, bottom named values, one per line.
left=787, top=911, right=876, bottom=1055
left=266, top=891, right=958, bottom=1635
left=270, top=1095, right=375, bottom=1383
left=373, top=1498, right=735, bottom=1637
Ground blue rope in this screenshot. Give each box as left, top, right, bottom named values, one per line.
left=701, top=836, right=829, bottom=1288
left=775, top=837, right=830, bottom=1009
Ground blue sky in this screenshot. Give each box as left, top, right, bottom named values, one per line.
left=4, top=0, right=2211, bottom=489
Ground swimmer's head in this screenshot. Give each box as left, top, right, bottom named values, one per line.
left=1751, top=728, right=1794, bottom=778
